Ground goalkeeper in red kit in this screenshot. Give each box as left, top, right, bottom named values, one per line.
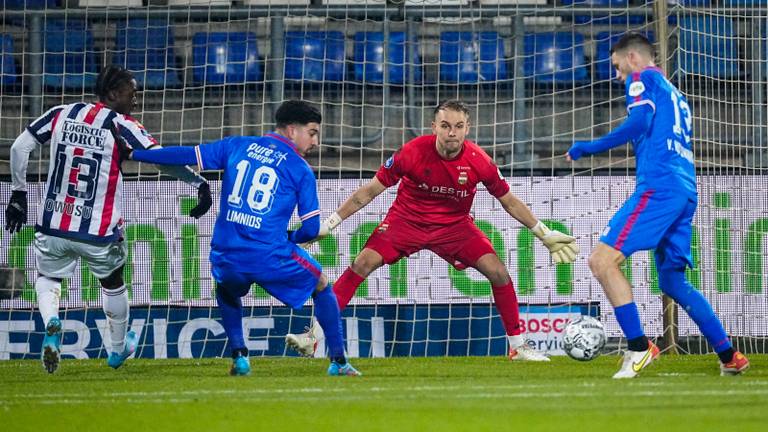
left=286, top=100, right=579, bottom=361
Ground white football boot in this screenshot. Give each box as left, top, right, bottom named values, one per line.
left=613, top=341, right=660, bottom=379
left=286, top=320, right=320, bottom=357
left=508, top=343, right=550, bottom=362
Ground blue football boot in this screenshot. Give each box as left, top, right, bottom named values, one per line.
left=230, top=355, right=251, bottom=376
left=41, top=317, right=62, bottom=374
left=327, top=361, right=362, bottom=376
left=107, top=330, right=138, bottom=369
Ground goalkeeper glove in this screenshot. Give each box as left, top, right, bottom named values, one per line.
left=317, top=212, right=343, bottom=239
left=4, top=190, right=27, bottom=234
left=189, top=182, right=213, bottom=219
left=530, top=221, right=579, bottom=264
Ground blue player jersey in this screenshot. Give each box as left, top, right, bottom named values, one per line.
left=625, top=67, right=696, bottom=195
left=195, top=133, right=321, bottom=262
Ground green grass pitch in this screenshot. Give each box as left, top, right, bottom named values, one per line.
left=0, top=355, right=765, bottom=432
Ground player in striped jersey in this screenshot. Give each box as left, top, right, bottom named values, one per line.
left=4, top=66, right=212, bottom=373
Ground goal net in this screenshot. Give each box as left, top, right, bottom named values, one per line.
left=0, top=0, right=766, bottom=361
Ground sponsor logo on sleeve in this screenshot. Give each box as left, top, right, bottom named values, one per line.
left=628, top=81, right=646, bottom=97
left=384, top=155, right=394, bottom=169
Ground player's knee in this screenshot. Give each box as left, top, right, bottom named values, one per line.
left=99, top=266, right=124, bottom=290
left=485, top=265, right=510, bottom=286
left=588, top=250, right=614, bottom=277
left=657, top=268, right=686, bottom=299
left=350, top=250, right=382, bottom=277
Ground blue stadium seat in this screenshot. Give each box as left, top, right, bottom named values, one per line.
left=192, top=32, right=262, bottom=85
left=114, top=18, right=181, bottom=89
left=353, top=32, right=420, bottom=84
left=1, top=0, right=56, bottom=8
left=678, top=16, right=739, bottom=78
left=1, top=35, right=16, bottom=86
left=523, top=32, right=588, bottom=84
left=439, top=32, right=507, bottom=83
left=284, top=31, right=345, bottom=82
left=43, top=19, right=97, bottom=89
left=594, top=31, right=655, bottom=81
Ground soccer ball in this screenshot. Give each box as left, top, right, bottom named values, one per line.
left=562, top=316, right=606, bottom=361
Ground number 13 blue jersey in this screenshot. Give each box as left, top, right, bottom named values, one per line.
left=195, top=133, right=320, bottom=259
left=626, top=67, right=696, bottom=196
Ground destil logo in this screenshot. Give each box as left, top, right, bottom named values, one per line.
left=3, top=191, right=767, bottom=301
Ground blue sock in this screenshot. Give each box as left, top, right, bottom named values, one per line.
left=614, top=302, right=645, bottom=340
left=313, top=284, right=345, bottom=360
left=659, top=268, right=732, bottom=353
left=216, top=285, right=246, bottom=353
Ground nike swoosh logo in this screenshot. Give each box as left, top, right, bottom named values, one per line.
left=632, top=350, right=653, bottom=373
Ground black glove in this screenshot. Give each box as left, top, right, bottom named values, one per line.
left=109, top=125, right=133, bottom=163
left=189, top=182, right=213, bottom=219
left=4, top=190, right=27, bottom=234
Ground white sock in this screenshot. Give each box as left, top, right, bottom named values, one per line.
left=35, top=276, right=61, bottom=326
left=102, top=285, right=129, bottom=353
left=507, top=335, right=524, bottom=348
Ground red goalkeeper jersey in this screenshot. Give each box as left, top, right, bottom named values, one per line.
left=375, top=135, right=510, bottom=227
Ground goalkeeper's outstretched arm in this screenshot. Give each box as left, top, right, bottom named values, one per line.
left=318, top=177, right=388, bottom=238
left=497, top=192, right=579, bottom=264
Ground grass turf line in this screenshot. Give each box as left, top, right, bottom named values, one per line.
left=0, top=355, right=765, bottom=432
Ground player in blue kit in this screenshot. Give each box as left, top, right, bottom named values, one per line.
left=117, top=101, right=360, bottom=376
left=567, top=33, right=749, bottom=378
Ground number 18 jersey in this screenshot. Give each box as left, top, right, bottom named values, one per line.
left=194, top=133, right=320, bottom=261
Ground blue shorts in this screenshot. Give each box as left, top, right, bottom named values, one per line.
left=600, top=187, right=696, bottom=270
left=210, top=243, right=322, bottom=309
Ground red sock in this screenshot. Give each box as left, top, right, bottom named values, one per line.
left=333, top=267, right=365, bottom=311
left=492, top=282, right=522, bottom=336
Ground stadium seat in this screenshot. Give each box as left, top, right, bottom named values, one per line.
left=192, top=32, right=262, bottom=85
left=594, top=31, right=655, bottom=81
left=284, top=31, right=345, bottom=82
left=113, top=18, right=182, bottom=89
left=0, top=35, right=16, bottom=86
left=523, top=32, right=588, bottom=84
left=678, top=16, right=739, bottom=78
left=1, top=0, right=56, bottom=8
left=43, top=19, right=98, bottom=89
left=439, top=32, right=507, bottom=83
left=353, top=32, right=420, bottom=84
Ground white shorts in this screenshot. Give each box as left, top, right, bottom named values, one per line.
left=34, top=232, right=127, bottom=280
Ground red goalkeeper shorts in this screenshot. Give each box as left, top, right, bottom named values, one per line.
left=362, top=216, right=497, bottom=270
